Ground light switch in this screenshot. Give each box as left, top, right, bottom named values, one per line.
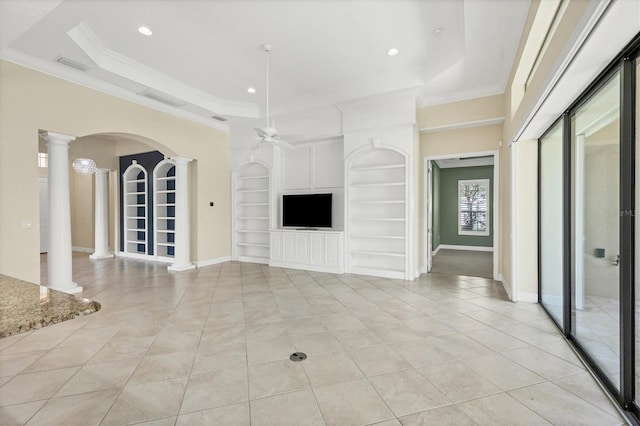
left=20, top=220, right=33, bottom=229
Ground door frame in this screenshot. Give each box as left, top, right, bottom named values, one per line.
left=423, top=150, right=500, bottom=282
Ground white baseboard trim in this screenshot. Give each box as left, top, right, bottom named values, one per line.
left=432, top=245, right=441, bottom=256
left=498, top=274, right=513, bottom=301
left=118, top=251, right=152, bottom=260
left=438, top=244, right=493, bottom=252
left=517, top=292, right=539, bottom=303
left=72, top=246, right=93, bottom=253
left=196, top=256, right=231, bottom=267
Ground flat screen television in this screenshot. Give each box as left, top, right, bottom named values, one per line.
left=282, top=193, right=332, bottom=228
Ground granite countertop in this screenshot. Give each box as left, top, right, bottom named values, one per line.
left=0, top=275, right=100, bottom=339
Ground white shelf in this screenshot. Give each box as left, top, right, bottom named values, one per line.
left=351, top=200, right=405, bottom=204
left=127, top=216, right=146, bottom=219
left=123, top=163, right=148, bottom=257
left=156, top=230, right=175, bottom=234
left=351, top=250, right=405, bottom=258
left=351, top=164, right=405, bottom=172
left=153, top=161, right=178, bottom=262
left=127, top=179, right=145, bottom=183
left=237, top=188, right=269, bottom=193
left=237, top=229, right=269, bottom=233
left=238, top=216, right=269, bottom=220
left=156, top=176, right=176, bottom=181
left=238, top=175, right=270, bottom=180
left=351, top=234, right=405, bottom=240
left=156, top=190, right=175, bottom=194
left=127, top=191, right=146, bottom=195
left=156, top=203, right=175, bottom=207
left=237, top=242, right=269, bottom=248
left=350, top=182, right=405, bottom=187
left=128, top=204, right=147, bottom=207
left=157, top=242, right=175, bottom=247
left=237, top=203, right=269, bottom=207
left=127, top=239, right=147, bottom=244
left=156, top=216, right=175, bottom=220
left=351, top=217, right=405, bottom=222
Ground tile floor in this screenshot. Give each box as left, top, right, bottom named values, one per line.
left=0, top=253, right=627, bottom=425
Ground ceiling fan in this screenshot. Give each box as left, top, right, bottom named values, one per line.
left=252, top=44, right=299, bottom=150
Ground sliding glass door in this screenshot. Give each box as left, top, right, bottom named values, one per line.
left=539, top=122, right=564, bottom=327
left=571, top=73, right=621, bottom=389
left=538, top=36, right=639, bottom=417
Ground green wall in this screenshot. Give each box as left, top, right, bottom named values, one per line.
left=431, top=161, right=441, bottom=249
left=437, top=165, right=493, bottom=248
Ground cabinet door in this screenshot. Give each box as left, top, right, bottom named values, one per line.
left=325, top=234, right=342, bottom=267
left=309, top=233, right=324, bottom=265
left=297, top=233, right=310, bottom=264
left=270, top=232, right=283, bottom=260
left=283, top=233, right=297, bottom=262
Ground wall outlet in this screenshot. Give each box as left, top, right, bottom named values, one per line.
left=20, top=219, right=33, bottom=229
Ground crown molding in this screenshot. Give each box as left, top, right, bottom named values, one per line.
left=0, top=48, right=230, bottom=133
left=420, top=117, right=504, bottom=133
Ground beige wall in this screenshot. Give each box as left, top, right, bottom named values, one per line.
left=418, top=94, right=504, bottom=129
left=0, top=60, right=231, bottom=284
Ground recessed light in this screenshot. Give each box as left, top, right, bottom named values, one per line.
left=138, top=26, right=152, bottom=36
left=433, top=27, right=444, bottom=36
left=387, top=48, right=399, bottom=56
left=247, top=87, right=256, bottom=94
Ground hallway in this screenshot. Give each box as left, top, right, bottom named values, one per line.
left=431, top=249, right=493, bottom=279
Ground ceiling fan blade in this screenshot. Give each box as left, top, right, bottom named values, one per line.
left=278, top=134, right=306, bottom=142
left=273, top=139, right=297, bottom=150
left=254, top=127, right=268, bottom=137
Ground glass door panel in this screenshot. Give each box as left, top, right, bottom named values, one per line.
left=572, top=73, right=621, bottom=389
left=635, top=58, right=640, bottom=404
left=540, top=122, right=564, bottom=327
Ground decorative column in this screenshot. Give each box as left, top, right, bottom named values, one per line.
left=168, top=157, right=195, bottom=271
left=90, top=168, right=113, bottom=259
left=41, top=131, right=82, bottom=296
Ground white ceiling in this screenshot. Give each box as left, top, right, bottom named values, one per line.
left=0, top=0, right=530, bottom=139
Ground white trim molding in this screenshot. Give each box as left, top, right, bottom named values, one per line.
left=437, top=244, right=493, bottom=252
left=72, top=246, right=94, bottom=253
left=498, top=274, right=513, bottom=301
left=517, top=292, right=539, bottom=303
left=420, top=117, right=504, bottom=134
left=195, top=256, right=232, bottom=268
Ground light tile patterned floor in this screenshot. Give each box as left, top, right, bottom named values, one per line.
left=0, top=253, right=627, bottom=425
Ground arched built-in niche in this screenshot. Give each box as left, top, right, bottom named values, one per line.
left=153, top=159, right=176, bottom=262
left=122, top=161, right=148, bottom=257
left=345, top=146, right=409, bottom=279
left=232, top=160, right=271, bottom=264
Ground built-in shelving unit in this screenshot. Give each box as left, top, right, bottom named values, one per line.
left=153, top=159, right=176, bottom=262
left=123, top=161, right=148, bottom=257
left=232, top=161, right=271, bottom=264
left=346, top=148, right=409, bottom=279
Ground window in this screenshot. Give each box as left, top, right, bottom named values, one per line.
left=37, top=152, right=48, bottom=168
left=458, top=179, right=489, bottom=236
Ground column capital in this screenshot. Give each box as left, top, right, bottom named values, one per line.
left=172, top=157, right=193, bottom=165
left=95, top=168, right=111, bottom=175
left=40, top=131, right=76, bottom=146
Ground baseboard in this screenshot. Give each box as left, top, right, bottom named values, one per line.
left=72, top=246, right=93, bottom=253
left=432, top=245, right=441, bottom=256
left=438, top=244, right=493, bottom=252
left=498, top=274, right=513, bottom=301
left=196, top=256, right=231, bottom=267
left=517, top=292, right=539, bottom=303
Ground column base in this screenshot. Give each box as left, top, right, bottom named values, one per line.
left=48, top=282, right=83, bottom=297
left=90, top=252, right=114, bottom=260
left=168, top=263, right=196, bottom=272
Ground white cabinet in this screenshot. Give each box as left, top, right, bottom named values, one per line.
left=346, top=148, right=409, bottom=279
left=270, top=230, right=344, bottom=274
left=232, top=162, right=271, bottom=264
